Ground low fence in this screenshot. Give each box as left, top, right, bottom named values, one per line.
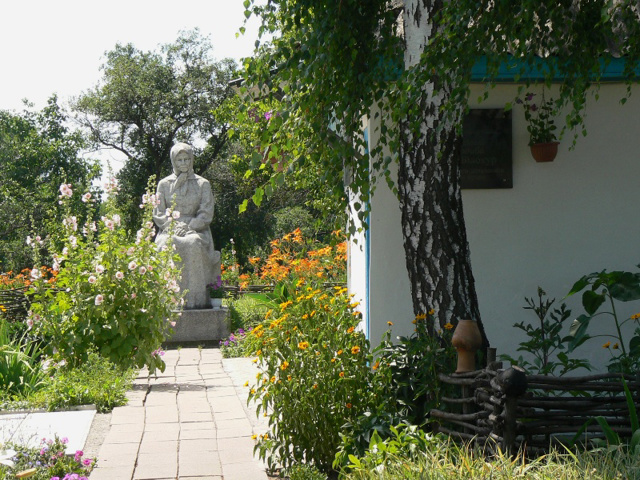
left=430, top=354, right=640, bottom=455
left=0, top=287, right=30, bottom=322
left=223, top=282, right=345, bottom=299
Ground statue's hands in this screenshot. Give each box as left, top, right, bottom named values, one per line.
left=174, top=222, right=189, bottom=237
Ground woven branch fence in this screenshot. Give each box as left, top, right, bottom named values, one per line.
left=430, top=351, right=640, bottom=455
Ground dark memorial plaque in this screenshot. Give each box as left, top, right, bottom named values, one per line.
left=461, top=109, right=512, bottom=189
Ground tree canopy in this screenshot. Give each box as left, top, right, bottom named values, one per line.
left=0, top=96, right=99, bottom=272
left=73, top=29, right=237, bottom=230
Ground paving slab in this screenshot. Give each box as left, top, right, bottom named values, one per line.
left=87, top=347, right=268, bottom=479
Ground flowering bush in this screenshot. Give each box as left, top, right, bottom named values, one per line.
left=219, top=327, right=252, bottom=358
left=0, top=436, right=94, bottom=479
left=27, top=180, right=182, bottom=373
left=248, top=284, right=379, bottom=473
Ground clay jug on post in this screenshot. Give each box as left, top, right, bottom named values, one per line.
left=451, top=319, right=482, bottom=373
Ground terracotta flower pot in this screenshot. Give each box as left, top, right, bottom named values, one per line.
left=530, top=142, right=559, bottom=162
left=451, top=319, right=482, bottom=373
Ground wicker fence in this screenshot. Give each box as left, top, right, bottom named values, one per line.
left=430, top=352, right=640, bottom=455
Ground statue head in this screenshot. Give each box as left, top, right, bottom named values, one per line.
left=170, top=143, right=194, bottom=175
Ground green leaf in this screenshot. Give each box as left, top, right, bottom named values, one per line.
left=239, top=199, right=249, bottom=213
left=608, top=272, right=640, bottom=302
left=565, top=314, right=592, bottom=352
left=252, top=187, right=264, bottom=206
left=567, top=275, right=591, bottom=296
left=582, top=290, right=605, bottom=315
left=595, top=416, right=620, bottom=446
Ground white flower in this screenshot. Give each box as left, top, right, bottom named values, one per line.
left=59, top=183, right=73, bottom=198
left=26, top=318, right=34, bottom=330
left=131, top=293, right=136, bottom=299
left=69, top=236, right=77, bottom=248
left=62, top=247, right=69, bottom=256
left=128, top=261, right=137, bottom=271
left=63, top=216, right=78, bottom=231
left=95, top=294, right=104, bottom=305
left=171, top=210, right=180, bottom=219
left=88, top=275, right=97, bottom=284
left=138, top=266, right=147, bottom=275
left=82, top=192, right=92, bottom=203
left=30, top=268, right=42, bottom=280
left=115, top=271, right=124, bottom=280
left=145, top=221, right=154, bottom=229
left=26, top=236, right=32, bottom=245
left=113, top=214, right=121, bottom=226
left=127, top=247, right=135, bottom=256
left=96, top=264, right=105, bottom=274
left=103, top=218, right=115, bottom=231
left=90, top=222, right=97, bottom=232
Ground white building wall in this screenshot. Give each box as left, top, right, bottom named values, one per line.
left=350, top=83, right=640, bottom=370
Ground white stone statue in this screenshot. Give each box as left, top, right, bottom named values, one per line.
left=153, top=143, right=221, bottom=309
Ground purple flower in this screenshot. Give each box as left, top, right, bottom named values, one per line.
left=265, top=111, right=272, bottom=120
left=525, top=93, right=535, bottom=101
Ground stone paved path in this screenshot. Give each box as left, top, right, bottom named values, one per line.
left=89, top=347, right=269, bottom=480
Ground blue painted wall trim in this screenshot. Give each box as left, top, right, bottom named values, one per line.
left=471, top=56, right=640, bottom=83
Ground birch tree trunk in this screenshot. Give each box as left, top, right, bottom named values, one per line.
left=400, top=0, right=488, bottom=347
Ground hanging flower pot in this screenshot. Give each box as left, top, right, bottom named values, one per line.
left=530, top=141, right=560, bottom=163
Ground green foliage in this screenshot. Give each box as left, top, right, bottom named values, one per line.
left=500, top=288, right=591, bottom=376
left=73, top=29, right=236, bottom=230
left=248, top=284, right=378, bottom=473
left=341, top=440, right=640, bottom=480
left=27, top=180, right=182, bottom=373
left=32, top=352, right=134, bottom=413
left=516, top=91, right=559, bottom=145
left=286, top=464, right=327, bottom=480
left=565, top=266, right=640, bottom=373
left=0, top=319, right=46, bottom=398
left=0, top=97, right=99, bottom=272
left=0, top=436, right=94, bottom=480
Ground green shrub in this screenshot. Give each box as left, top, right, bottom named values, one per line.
left=34, top=351, right=134, bottom=412
left=248, top=283, right=380, bottom=473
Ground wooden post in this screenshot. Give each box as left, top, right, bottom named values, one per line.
left=496, top=367, right=527, bottom=455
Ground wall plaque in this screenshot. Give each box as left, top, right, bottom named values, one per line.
left=461, top=109, right=512, bottom=189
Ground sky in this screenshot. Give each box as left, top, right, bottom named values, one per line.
left=0, top=0, right=260, bottom=112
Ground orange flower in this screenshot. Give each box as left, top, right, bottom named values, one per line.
left=444, top=323, right=454, bottom=330
left=372, top=361, right=380, bottom=370
left=298, top=341, right=310, bottom=350
left=347, top=326, right=355, bottom=334
left=602, top=341, right=611, bottom=348
left=280, top=361, right=289, bottom=370
left=337, top=349, right=343, bottom=356
left=387, top=321, right=393, bottom=326
left=351, top=346, right=361, bottom=355
left=346, top=403, right=352, bottom=409
left=339, top=371, right=345, bottom=378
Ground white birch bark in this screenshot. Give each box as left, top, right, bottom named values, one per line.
left=399, top=0, right=487, bottom=345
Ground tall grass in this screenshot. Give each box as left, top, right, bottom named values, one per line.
left=344, top=441, right=640, bottom=480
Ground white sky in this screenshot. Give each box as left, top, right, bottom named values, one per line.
left=0, top=0, right=259, bottom=112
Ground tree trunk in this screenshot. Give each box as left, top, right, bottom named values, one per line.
left=399, top=0, right=488, bottom=347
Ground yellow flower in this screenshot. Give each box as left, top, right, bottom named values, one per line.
left=350, top=302, right=360, bottom=309
left=351, top=346, right=361, bottom=354
left=298, top=341, right=310, bottom=350
left=252, top=358, right=258, bottom=364
left=280, top=361, right=289, bottom=370
left=256, top=349, right=262, bottom=356
left=280, top=300, right=293, bottom=310
left=613, top=343, right=619, bottom=350
left=250, top=388, right=256, bottom=394
left=337, top=349, right=343, bottom=356
left=372, top=361, right=380, bottom=370
left=603, top=341, right=611, bottom=348
left=428, top=309, right=435, bottom=315
left=313, top=383, right=318, bottom=389
left=330, top=358, right=336, bottom=363
left=632, top=313, right=640, bottom=320
left=244, top=381, right=249, bottom=387
left=0, top=305, right=6, bottom=313
left=252, top=434, right=257, bottom=440
left=256, top=373, right=261, bottom=379
left=339, top=371, right=345, bottom=378
left=347, top=326, right=355, bottom=334
left=270, top=376, right=276, bottom=383
left=387, top=321, right=394, bottom=326
left=415, top=313, right=427, bottom=321
left=287, top=375, right=292, bottom=381
left=444, top=323, right=454, bottom=330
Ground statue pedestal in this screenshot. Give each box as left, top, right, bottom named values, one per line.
left=166, top=308, right=230, bottom=344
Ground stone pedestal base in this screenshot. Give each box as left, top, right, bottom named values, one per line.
left=166, top=308, right=230, bottom=344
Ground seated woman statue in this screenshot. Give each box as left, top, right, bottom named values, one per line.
left=153, top=142, right=221, bottom=309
